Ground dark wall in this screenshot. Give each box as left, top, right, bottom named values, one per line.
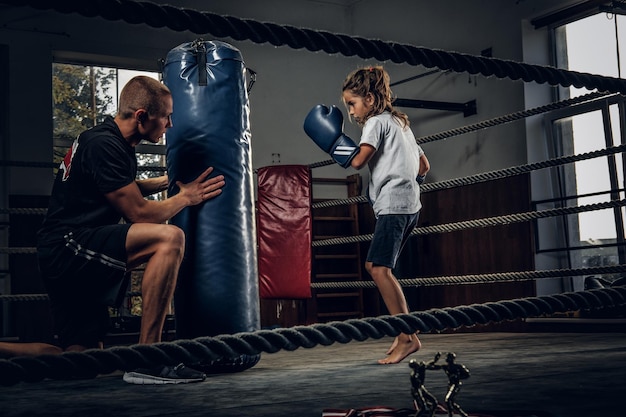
left=8, top=195, right=53, bottom=342
left=394, top=173, right=536, bottom=311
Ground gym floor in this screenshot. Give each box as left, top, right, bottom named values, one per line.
left=1, top=325, right=624, bottom=417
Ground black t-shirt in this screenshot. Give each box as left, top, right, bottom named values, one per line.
left=38, top=117, right=137, bottom=246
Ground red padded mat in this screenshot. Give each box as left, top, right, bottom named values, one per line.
left=257, top=165, right=312, bottom=299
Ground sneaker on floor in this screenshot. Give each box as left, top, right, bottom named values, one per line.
left=123, top=363, right=206, bottom=385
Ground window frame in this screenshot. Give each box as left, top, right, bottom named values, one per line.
left=533, top=91, right=626, bottom=280
left=51, top=62, right=167, bottom=197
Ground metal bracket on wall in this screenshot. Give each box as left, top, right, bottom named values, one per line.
left=394, top=98, right=477, bottom=117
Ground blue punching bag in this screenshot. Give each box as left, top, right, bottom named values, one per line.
left=163, top=39, right=260, bottom=372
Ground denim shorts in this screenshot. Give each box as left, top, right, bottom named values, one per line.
left=366, top=213, right=419, bottom=269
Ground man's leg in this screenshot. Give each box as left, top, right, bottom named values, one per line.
left=122, top=223, right=206, bottom=385
left=0, top=342, right=63, bottom=358
left=125, top=223, right=185, bottom=345
left=1, top=222, right=192, bottom=385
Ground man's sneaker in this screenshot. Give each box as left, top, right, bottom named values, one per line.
left=123, top=363, right=206, bottom=385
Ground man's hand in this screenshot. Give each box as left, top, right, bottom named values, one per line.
left=176, top=167, right=225, bottom=206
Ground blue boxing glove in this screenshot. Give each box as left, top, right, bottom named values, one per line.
left=304, top=104, right=359, bottom=168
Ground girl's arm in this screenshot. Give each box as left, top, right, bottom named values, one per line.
left=419, top=153, right=430, bottom=176
left=350, top=144, right=376, bottom=170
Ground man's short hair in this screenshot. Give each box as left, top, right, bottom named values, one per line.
left=118, top=76, right=171, bottom=119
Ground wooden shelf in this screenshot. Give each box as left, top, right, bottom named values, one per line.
left=317, top=311, right=363, bottom=318
left=314, top=273, right=360, bottom=280
left=313, top=216, right=356, bottom=222
left=314, top=254, right=359, bottom=260
left=316, top=292, right=362, bottom=298
left=313, top=234, right=353, bottom=240
left=309, top=173, right=365, bottom=323
left=311, top=177, right=359, bottom=185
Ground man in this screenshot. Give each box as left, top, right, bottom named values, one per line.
left=0, top=76, right=224, bottom=385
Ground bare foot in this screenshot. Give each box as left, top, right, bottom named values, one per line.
left=378, top=334, right=421, bottom=364
left=385, top=338, right=398, bottom=355
left=385, top=331, right=421, bottom=355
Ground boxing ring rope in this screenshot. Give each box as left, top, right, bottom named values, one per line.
left=313, top=199, right=626, bottom=247
left=312, top=265, right=626, bottom=289
left=309, top=90, right=618, bottom=169
left=311, top=144, right=626, bottom=209
left=1, top=0, right=625, bottom=386
left=4, top=133, right=625, bottom=215
left=3, top=199, right=625, bottom=255
left=0, top=160, right=56, bottom=169
left=2, top=107, right=626, bottom=294
left=0, top=207, right=47, bottom=216
left=0, top=160, right=167, bottom=173
left=0, top=285, right=624, bottom=386
left=1, top=265, right=625, bottom=304
left=0, top=293, right=49, bottom=302
left=3, top=0, right=626, bottom=94
left=414, top=91, right=615, bottom=144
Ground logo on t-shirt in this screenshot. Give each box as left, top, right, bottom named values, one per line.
left=60, top=139, right=79, bottom=182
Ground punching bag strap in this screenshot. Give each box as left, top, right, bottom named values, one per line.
left=247, top=68, right=257, bottom=94
left=192, top=38, right=207, bottom=86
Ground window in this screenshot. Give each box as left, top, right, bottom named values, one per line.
left=540, top=12, right=626, bottom=286
left=52, top=64, right=166, bottom=197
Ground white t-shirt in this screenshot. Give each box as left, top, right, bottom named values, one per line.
left=359, top=111, right=423, bottom=217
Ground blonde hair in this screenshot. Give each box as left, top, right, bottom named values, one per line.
left=117, top=76, right=171, bottom=120
left=342, top=66, right=409, bottom=127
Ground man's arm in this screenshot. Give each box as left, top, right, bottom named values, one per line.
left=106, top=167, right=224, bottom=224
left=136, top=175, right=168, bottom=197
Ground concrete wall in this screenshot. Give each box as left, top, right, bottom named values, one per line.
left=0, top=0, right=582, bottom=194
left=0, top=0, right=591, bottom=298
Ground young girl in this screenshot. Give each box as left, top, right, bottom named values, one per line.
left=343, top=66, right=430, bottom=364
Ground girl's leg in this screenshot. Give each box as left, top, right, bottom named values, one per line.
left=366, top=261, right=421, bottom=364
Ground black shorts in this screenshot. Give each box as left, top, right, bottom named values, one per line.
left=367, top=213, right=419, bottom=269
left=37, top=224, right=131, bottom=348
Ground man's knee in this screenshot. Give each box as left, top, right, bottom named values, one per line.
left=127, top=224, right=186, bottom=267
left=160, top=225, right=185, bottom=257
left=164, top=224, right=185, bottom=245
